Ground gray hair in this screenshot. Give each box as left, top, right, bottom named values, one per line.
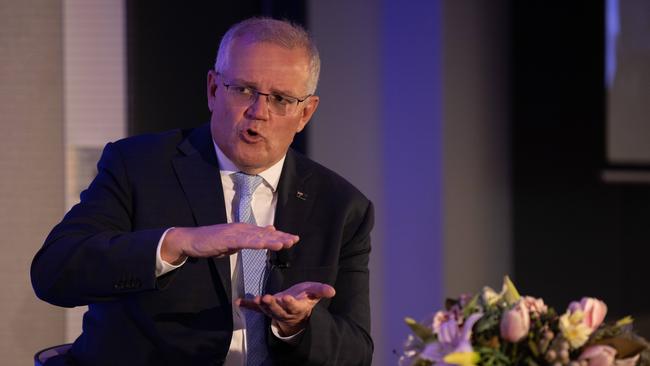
left=214, top=17, right=320, bottom=94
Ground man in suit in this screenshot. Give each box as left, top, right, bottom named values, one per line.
left=31, top=17, right=373, bottom=365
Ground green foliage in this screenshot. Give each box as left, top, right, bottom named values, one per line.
left=399, top=276, right=650, bottom=366
left=463, top=294, right=481, bottom=319
left=474, top=307, right=501, bottom=337
left=412, top=359, right=433, bottom=366
left=405, top=317, right=437, bottom=343
left=476, top=346, right=511, bottom=366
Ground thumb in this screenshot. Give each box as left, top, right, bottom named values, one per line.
left=307, top=283, right=336, bottom=299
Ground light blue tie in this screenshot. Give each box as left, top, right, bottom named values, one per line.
left=231, top=172, right=268, bottom=366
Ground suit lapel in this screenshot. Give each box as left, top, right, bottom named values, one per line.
left=274, top=150, right=315, bottom=237
left=171, top=124, right=232, bottom=302
left=268, top=150, right=316, bottom=293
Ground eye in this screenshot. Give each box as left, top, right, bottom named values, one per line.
left=232, top=85, right=254, bottom=96
left=269, top=94, right=294, bottom=106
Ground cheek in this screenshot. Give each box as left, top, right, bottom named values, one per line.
left=271, top=127, right=301, bottom=150
left=213, top=107, right=242, bottom=132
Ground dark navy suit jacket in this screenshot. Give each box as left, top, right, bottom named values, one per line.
left=31, top=124, right=373, bottom=366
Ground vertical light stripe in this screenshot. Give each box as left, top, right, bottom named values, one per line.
left=381, top=1, right=444, bottom=363
left=442, top=0, right=512, bottom=298
left=309, top=1, right=512, bottom=364
left=62, top=0, right=126, bottom=343
left=0, top=1, right=65, bottom=363
left=308, top=1, right=386, bottom=363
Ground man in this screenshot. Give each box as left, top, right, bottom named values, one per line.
left=31, top=17, right=373, bottom=366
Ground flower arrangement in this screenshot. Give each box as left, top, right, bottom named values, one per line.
left=400, top=276, right=650, bottom=366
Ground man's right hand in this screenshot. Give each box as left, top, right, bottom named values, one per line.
left=160, top=224, right=299, bottom=265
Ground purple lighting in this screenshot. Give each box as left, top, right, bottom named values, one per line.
left=381, top=0, right=444, bottom=363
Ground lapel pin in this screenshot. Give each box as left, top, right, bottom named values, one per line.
left=296, top=191, right=308, bottom=201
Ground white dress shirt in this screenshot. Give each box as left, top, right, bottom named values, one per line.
left=153, top=141, right=294, bottom=365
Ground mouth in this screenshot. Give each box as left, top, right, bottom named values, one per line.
left=240, top=127, right=263, bottom=143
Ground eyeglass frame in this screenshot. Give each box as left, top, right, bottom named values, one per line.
left=216, top=72, right=312, bottom=116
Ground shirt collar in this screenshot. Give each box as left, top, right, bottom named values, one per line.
left=213, top=140, right=284, bottom=192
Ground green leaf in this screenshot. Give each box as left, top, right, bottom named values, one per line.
left=523, top=356, right=539, bottom=366
left=502, top=276, right=521, bottom=305
left=477, top=346, right=512, bottom=366
left=595, top=336, right=648, bottom=359
left=405, top=317, right=435, bottom=342
left=475, top=309, right=501, bottom=334
left=616, top=316, right=634, bottom=327
left=413, top=359, right=434, bottom=366
left=527, top=338, right=539, bottom=357
left=463, top=294, right=481, bottom=318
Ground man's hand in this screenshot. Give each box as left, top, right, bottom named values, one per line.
left=160, top=223, right=299, bottom=264
left=237, top=282, right=336, bottom=337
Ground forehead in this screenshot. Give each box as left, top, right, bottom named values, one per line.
left=223, top=39, right=311, bottom=93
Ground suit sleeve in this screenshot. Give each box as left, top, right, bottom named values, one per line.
left=269, top=201, right=374, bottom=366
left=31, top=142, right=167, bottom=307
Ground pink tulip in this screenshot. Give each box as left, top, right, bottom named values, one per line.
left=578, top=345, right=617, bottom=366
left=521, top=296, right=548, bottom=316
left=569, top=297, right=607, bottom=331
left=500, top=301, right=530, bottom=342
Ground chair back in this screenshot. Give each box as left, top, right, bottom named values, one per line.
left=34, top=344, right=72, bottom=366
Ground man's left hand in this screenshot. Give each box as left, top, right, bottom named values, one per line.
left=237, top=281, right=336, bottom=337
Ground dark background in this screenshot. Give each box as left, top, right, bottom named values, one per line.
left=127, top=0, right=308, bottom=153
left=512, top=0, right=650, bottom=334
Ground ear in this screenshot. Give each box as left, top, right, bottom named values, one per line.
left=207, top=70, right=218, bottom=111
left=296, top=95, right=319, bottom=133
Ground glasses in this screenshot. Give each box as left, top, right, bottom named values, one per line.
left=219, top=75, right=311, bottom=116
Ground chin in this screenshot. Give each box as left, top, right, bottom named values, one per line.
left=235, top=148, right=270, bottom=167
left=233, top=156, right=267, bottom=172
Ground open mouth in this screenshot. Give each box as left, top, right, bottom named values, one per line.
left=246, top=128, right=259, bottom=137
left=240, top=128, right=263, bottom=143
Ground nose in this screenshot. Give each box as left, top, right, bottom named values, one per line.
left=245, top=93, right=270, bottom=120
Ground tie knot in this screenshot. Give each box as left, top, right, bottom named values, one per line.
left=232, top=172, right=264, bottom=196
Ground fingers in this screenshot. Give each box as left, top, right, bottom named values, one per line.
left=243, top=224, right=299, bottom=251
left=236, top=283, right=336, bottom=336
left=315, top=283, right=336, bottom=299
left=276, top=294, right=303, bottom=314
left=237, top=294, right=307, bottom=318
left=236, top=283, right=336, bottom=310
left=283, top=282, right=336, bottom=300
left=185, top=223, right=299, bottom=258
left=261, top=294, right=293, bottom=319
left=300, top=283, right=336, bottom=299
left=236, top=297, right=263, bottom=312
left=237, top=295, right=294, bottom=321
